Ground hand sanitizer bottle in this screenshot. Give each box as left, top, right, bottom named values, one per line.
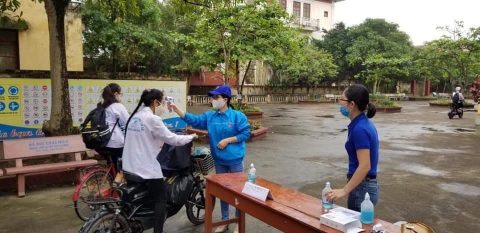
left=361, top=192, right=374, bottom=224
left=321, top=182, right=333, bottom=211
left=247, top=163, right=256, bottom=183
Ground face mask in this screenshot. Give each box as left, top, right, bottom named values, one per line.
left=339, top=105, right=350, bottom=117
left=115, top=95, right=122, bottom=102
left=156, top=106, right=169, bottom=116
left=154, top=101, right=168, bottom=116
left=212, top=99, right=226, bottom=110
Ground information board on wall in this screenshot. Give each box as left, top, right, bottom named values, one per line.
left=0, top=78, right=187, bottom=140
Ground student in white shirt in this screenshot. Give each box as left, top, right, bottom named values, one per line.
left=101, top=83, right=129, bottom=184
left=122, top=89, right=197, bottom=233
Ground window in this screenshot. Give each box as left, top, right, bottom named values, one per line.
left=0, top=30, right=19, bottom=71
left=293, top=1, right=301, bottom=21
left=280, top=0, right=286, bottom=9
left=303, top=3, right=311, bottom=19
left=324, top=11, right=329, bottom=17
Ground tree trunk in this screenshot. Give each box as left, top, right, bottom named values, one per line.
left=42, top=0, right=73, bottom=136
left=238, top=60, right=252, bottom=105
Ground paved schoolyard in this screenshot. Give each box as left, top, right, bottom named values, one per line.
left=1, top=101, right=479, bottom=233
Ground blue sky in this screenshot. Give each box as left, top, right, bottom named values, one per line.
left=334, top=0, right=479, bottom=45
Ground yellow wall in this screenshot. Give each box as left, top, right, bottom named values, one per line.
left=17, top=0, right=83, bottom=71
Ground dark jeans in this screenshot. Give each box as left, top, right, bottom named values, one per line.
left=347, top=179, right=379, bottom=212
left=148, top=178, right=168, bottom=233
left=103, top=147, right=123, bottom=171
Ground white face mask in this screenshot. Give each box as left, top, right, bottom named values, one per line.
left=212, top=99, right=226, bottom=110
left=154, top=101, right=168, bottom=116
left=115, top=93, right=122, bottom=103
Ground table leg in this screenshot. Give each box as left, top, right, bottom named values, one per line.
left=205, top=187, right=214, bottom=233
left=238, top=211, right=246, bottom=233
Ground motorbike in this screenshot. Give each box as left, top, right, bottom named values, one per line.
left=78, top=143, right=214, bottom=233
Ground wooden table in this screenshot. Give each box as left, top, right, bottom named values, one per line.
left=205, top=173, right=400, bottom=233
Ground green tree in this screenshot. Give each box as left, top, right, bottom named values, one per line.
left=314, top=22, right=356, bottom=85
left=270, top=34, right=338, bottom=93
left=413, top=22, right=480, bottom=92
left=187, top=0, right=291, bottom=86
left=1, top=0, right=75, bottom=136
left=346, top=18, right=414, bottom=93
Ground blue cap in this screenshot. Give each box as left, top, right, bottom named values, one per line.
left=208, top=85, right=231, bottom=98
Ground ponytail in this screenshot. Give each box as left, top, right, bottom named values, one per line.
left=366, top=102, right=376, bottom=118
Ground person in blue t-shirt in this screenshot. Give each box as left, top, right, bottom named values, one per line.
left=327, top=84, right=379, bottom=212
left=171, top=85, right=250, bottom=233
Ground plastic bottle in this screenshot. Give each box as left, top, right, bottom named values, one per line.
left=247, top=163, right=256, bottom=183
left=360, top=192, right=375, bottom=224
left=321, top=182, right=334, bottom=210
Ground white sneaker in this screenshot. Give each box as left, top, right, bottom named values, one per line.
left=214, top=225, right=229, bottom=233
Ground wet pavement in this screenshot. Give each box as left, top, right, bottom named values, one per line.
left=0, top=101, right=479, bottom=233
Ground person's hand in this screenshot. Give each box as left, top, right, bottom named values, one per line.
left=327, top=189, right=348, bottom=202
left=190, top=133, right=198, bottom=139
left=217, top=139, right=230, bottom=150
left=169, top=103, right=184, bottom=117
left=169, top=103, right=179, bottom=112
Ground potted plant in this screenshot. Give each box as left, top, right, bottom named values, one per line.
left=371, top=95, right=402, bottom=113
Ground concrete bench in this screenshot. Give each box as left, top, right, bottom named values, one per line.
left=324, top=94, right=341, bottom=102
left=0, top=135, right=98, bottom=197
left=384, top=93, right=407, bottom=101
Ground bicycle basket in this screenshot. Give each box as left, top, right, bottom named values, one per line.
left=192, top=149, right=215, bottom=175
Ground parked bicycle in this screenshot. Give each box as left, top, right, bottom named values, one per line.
left=78, top=144, right=214, bottom=233
left=73, top=151, right=119, bottom=221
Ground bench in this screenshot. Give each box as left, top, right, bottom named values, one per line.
left=0, top=135, right=98, bottom=197
left=384, top=93, right=407, bottom=101
left=324, top=94, right=341, bottom=102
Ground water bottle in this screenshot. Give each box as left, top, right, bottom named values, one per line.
left=247, top=163, right=256, bottom=183
left=360, top=192, right=374, bottom=224
left=321, top=182, right=333, bottom=210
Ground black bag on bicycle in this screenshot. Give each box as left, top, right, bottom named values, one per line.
left=157, top=141, right=193, bottom=177
left=80, top=104, right=118, bottom=150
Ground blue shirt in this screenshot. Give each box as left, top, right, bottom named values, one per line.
left=183, top=108, right=250, bottom=165
left=345, top=113, right=379, bottom=177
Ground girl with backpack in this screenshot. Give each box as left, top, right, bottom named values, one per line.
left=101, top=83, right=130, bottom=185
left=122, top=89, right=197, bottom=233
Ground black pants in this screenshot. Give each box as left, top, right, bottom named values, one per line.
left=103, top=147, right=123, bottom=171
left=147, top=178, right=167, bottom=233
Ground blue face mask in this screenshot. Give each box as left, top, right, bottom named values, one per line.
left=339, top=105, right=350, bottom=117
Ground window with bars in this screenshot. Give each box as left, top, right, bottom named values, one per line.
left=324, top=11, right=329, bottom=17
left=0, top=30, right=19, bottom=71
left=303, top=3, right=311, bottom=19
left=293, top=1, right=301, bottom=22
left=280, top=0, right=287, bottom=9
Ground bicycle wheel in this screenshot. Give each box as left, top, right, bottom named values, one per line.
left=186, top=185, right=207, bottom=225
left=74, top=169, right=114, bottom=221
left=79, top=210, right=131, bottom=233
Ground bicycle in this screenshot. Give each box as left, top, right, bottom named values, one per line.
left=78, top=145, right=215, bottom=233
left=72, top=151, right=119, bottom=221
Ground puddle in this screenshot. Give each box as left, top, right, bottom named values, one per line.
left=422, top=127, right=444, bottom=132
left=438, top=183, right=480, bottom=196
left=389, top=143, right=464, bottom=154
left=397, top=163, right=448, bottom=177
left=314, top=115, right=335, bottom=118
left=454, top=128, right=476, bottom=133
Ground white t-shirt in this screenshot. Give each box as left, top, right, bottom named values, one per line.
left=122, top=107, right=194, bottom=179
left=105, top=103, right=130, bottom=148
